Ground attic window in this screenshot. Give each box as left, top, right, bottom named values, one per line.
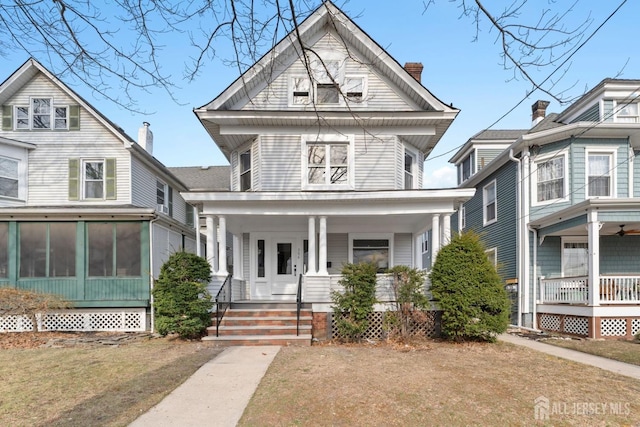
left=292, top=78, right=310, bottom=104
left=344, top=77, right=364, bottom=101
left=317, top=84, right=339, bottom=104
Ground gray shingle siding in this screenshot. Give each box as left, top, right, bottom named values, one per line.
left=461, top=161, right=518, bottom=280
left=570, top=103, right=599, bottom=123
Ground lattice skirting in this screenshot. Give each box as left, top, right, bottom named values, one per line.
left=0, top=309, right=147, bottom=332
left=330, top=310, right=441, bottom=341
left=537, top=313, right=640, bottom=339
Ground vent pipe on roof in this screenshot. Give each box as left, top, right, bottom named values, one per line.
left=531, top=100, right=550, bottom=127
left=138, top=122, right=153, bottom=155
left=404, top=62, right=424, bottom=83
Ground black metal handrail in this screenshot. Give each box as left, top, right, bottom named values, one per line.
left=296, top=273, right=303, bottom=336
left=215, top=274, right=233, bottom=337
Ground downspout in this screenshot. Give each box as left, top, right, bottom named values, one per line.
left=628, top=141, right=634, bottom=198
left=149, top=215, right=160, bottom=333
left=521, top=148, right=531, bottom=326
left=529, top=226, right=538, bottom=330
left=508, top=149, right=522, bottom=327
left=194, top=204, right=202, bottom=257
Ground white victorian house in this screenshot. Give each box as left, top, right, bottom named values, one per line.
left=184, top=1, right=474, bottom=343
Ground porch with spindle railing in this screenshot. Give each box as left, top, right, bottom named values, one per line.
left=540, top=275, right=640, bottom=304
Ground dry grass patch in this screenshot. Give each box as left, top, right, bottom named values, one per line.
left=240, top=340, right=640, bottom=426
left=541, top=337, right=640, bottom=367
left=0, top=333, right=223, bottom=427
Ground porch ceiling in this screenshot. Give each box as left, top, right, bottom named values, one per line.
left=542, top=221, right=640, bottom=238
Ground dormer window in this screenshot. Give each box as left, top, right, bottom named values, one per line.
left=615, top=101, right=638, bottom=123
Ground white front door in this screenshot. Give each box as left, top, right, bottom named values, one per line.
left=271, top=238, right=299, bottom=295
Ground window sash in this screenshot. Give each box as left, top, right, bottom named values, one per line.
left=484, top=182, right=496, bottom=223
left=16, top=107, right=29, bottom=129
left=563, top=241, right=588, bottom=277
left=536, top=157, right=565, bottom=202
left=32, top=98, right=52, bottom=129
left=404, top=152, right=414, bottom=189
left=240, top=151, right=251, bottom=191
left=54, top=107, right=68, bottom=129
left=307, top=142, right=349, bottom=186
left=588, top=154, right=611, bottom=197
left=156, top=180, right=166, bottom=205
left=616, top=101, right=638, bottom=123
left=84, top=161, right=105, bottom=199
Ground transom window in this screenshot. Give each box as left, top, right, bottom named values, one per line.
left=352, top=239, right=389, bottom=273
left=84, top=160, right=104, bottom=199
left=483, top=180, right=497, bottom=225
left=587, top=152, right=613, bottom=197
left=307, top=142, right=349, bottom=186
left=536, top=156, right=565, bottom=203
left=0, top=156, right=19, bottom=198
left=240, top=150, right=251, bottom=191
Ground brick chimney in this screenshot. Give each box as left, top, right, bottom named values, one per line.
left=137, top=122, right=154, bottom=155
left=404, top=62, right=424, bottom=83
left=531, top=100, right=550, bottom=127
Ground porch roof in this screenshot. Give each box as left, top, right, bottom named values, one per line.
left=532, top=198, right=640, bottom=237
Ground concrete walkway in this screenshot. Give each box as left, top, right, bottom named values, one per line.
left=129, top=346, right=280, bottom=427
left=499, top=333, right=640, bottom=380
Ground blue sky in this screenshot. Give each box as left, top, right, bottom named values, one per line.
left=1, top=0, right=637, bottom=188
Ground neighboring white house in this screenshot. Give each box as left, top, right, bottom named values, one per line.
left=184, top=1, right=475, bottom=336
left=0, top=58, right=200, bottom=332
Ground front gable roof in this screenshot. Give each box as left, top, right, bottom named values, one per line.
left=0, top=58, right=188, bottom=191
left=199, top=2, right=455, bottom=114
left=195, top=1, right=459, bottom=159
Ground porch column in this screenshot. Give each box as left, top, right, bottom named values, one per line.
left=205, top=215, right=218, bottom=274
left=194, top=206, right=201, bottom=257
left=218, top=216, right=228, bottom=276
left=414, top=233, right=423, bottom=270
left=587, top=211, right=600, bottom=307
left=318, top=216, right=328, bottom=275
left=442, top=213, right=451, bottom=245
left=233, top=234, right=242, bottom=279
left=431, top=214, right=441, bottom=266
left=308, top=217, right=317, bottom=274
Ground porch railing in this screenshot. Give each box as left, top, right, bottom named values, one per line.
left=599, top=276, right=640, bottom=303
left=540, top=275, right=640, bottom=304
left=540, top=276, right=588, bottom=304
left=214, top=273, right=233, bottom=337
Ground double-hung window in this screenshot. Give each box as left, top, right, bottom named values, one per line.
left=535, top=155, right=566, bottom=204
left=483, top=180, right=497, bottom=225
left=156, top=180, right=170, bottom=214
left=404, top=150, right=416, bottom=189
left=615, top=101, right=638, bottom=123
left=240, top=150, right=251, bottom=191
left=587, top=151, right=614, bottom=197
left=562, top=238, right=588, bottom=277
left=84, top=160, right=105, bottom=199
left=0, top=156, right=19, bottom=198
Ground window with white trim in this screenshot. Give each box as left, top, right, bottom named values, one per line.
left=404, top=150, right=416, bottom=189
left=534, top=154, right=567, bottom=204
left=460, top=205, right=466, bottom=230
left=459, top=153, right=474, bottom=184
left=84, top=160, right=105, bottom=199
left=485, top=247, right=497, bottom=267
left=351, top=238, right=390, bottom=273
left=483, top=180, right=497, bottom=225
left=240, top=150, right=252, bottom=191
left=156, top=180, right=168, bottom=213
left=614, top=100, right=638, bottom=123
left=5, top=98, right=77, bottom=131
left=587, top=151, right=614, bottom=197
left=0, top=156, right=19, bottom=198
left=303, top=135, right=353, bottom=189
left=562, top=238, right=588, bottom=277
left=421, top=232, right=429, bottom=254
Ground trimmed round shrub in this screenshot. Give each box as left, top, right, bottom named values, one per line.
left=429, top=231, right=510, bottom=342
left=152, top=251, right=213, bottom=339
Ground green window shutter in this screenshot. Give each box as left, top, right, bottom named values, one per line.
left=2, top=105, right=12, bottom=130
left=68, top=158, right=80, bottom=201
left=186, top=203, right=194, bottom=227
left=168, top=187, right=173, bottom=217
left=105, top=158, right=117, bottom=200
left=69, top=105, right=80, bottom=130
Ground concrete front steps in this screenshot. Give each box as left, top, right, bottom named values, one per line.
left=203, top=302, right=312, bottom=346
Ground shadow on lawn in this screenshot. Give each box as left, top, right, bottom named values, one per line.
left=45, top=346, right=223, bottom=427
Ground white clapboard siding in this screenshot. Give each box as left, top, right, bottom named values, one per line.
left=394, top=137, right=403, bottom=189
left=131, top=156, right=158, bottom=208
left=327, top=233, right=348, bottom=274
left=28, top=143, right=130, bottom=205
left=243, top=233, right=250, bottom=280
left=230, top=151, right=239, bottom=191
left=260, top=134, right=301, bottom=191
left=252, top=139, right=262, bottom=191
left=354, top=134, right=396, bottom=190
left=242, top=33, right=411, bottom=112
left=393, top=233, right=413, bottom=267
